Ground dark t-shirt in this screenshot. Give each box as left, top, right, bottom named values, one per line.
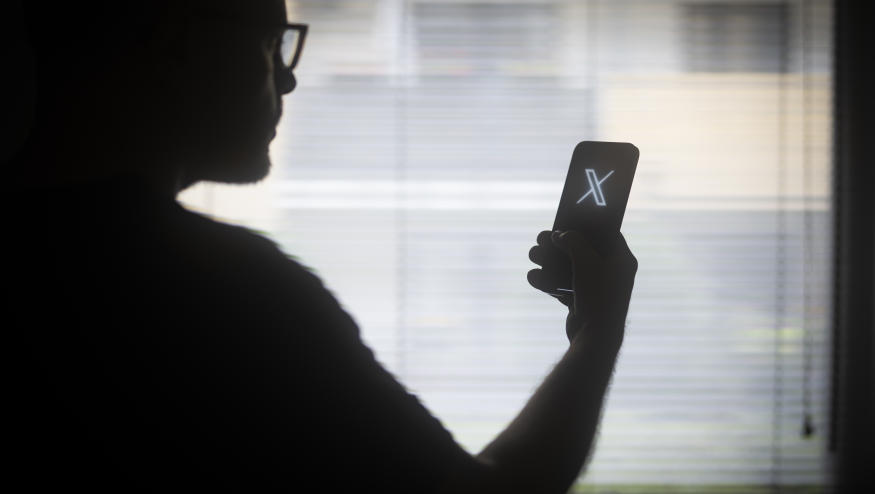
left=11, top=175, right=469, bottom=492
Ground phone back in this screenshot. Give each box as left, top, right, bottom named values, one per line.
left=545, top=141, right=639, bottom=294
left=552, top=141, right=639, bottom=234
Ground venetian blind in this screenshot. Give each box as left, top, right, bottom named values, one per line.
left=179, top=0, right=835, bottom=490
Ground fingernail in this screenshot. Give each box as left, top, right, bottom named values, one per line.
left=551, top=230, right=562, bottom=241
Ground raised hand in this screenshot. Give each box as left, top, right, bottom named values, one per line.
left=528, top=230, right=637, bottom=346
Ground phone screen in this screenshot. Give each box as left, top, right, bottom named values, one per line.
left=543, top=141, right=639, bottom=295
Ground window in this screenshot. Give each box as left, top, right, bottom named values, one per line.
left=412, top=2, right=560, bottom=78
left=180, top=0, right=834, bottom=490
left=684, top=2, right=790, bottom=73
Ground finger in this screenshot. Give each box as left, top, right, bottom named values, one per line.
left=528, top=268, right=564, bottom=293
left=604, top=230, right=624, bottom=253
left=531, top=268, right=573, bottom=306
left=551, top=230, right=598, bottom=264
left=528, top=245, right=546, bottom=266
left=536, top=230, right=552, bottom=247
left=566, top=311, right=582, bottom=341
left=588, top=234, right=614, bottom=257
left=609, top=232, right=638, bottom=272
left=527, top=268, right=545, bottom=290
left=550, top=293, right=573, bottom=308
left=613, top=231, right=633, bottom=257
left=617, top=233, right=638, bottom=273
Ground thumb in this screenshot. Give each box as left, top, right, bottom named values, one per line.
left=551, top=230, right=596, bottom=259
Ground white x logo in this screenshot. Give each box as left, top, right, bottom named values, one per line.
left=577, top=169, right=614, bottom=206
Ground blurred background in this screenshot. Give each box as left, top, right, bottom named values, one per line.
left=179, top=0, right=835, bottom=491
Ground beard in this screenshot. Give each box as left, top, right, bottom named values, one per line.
left=173, top=86, right=281, bottom=189
left=179, top=119, right=276, bottom=189
left=196, top=143, right=271, bottom=185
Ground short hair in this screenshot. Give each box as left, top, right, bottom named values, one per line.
left=22, top=1, right=171, bottom=90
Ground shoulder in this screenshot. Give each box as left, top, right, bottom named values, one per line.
left=169, top=204, right=358, bottom=332
left=170, top=203, right=320, bottom=284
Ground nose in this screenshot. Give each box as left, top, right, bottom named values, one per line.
left=277, top=68, right=296, bottom=95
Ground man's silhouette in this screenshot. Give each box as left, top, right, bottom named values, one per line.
left=10, top=1, right=637, bottom=492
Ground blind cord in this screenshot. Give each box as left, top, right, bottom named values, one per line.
left=771, top=2, right=791, bottom=489
left=800, top=0, right=817, bottom=441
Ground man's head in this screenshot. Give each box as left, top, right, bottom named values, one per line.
left=21, top=0, right=297, bottom=190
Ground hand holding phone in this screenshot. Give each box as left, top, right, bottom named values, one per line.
left=527, top=141, right=639, bottom=342
left=541, top=141, right=638, bottom=295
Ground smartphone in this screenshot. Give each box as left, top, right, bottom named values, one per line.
left=542, top=141, right=639, bottom=296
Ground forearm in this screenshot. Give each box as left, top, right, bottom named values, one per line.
left=476, top=328, right=621, bottom=494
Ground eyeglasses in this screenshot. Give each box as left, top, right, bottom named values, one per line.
left=277, top=23, right=308, bottom=70
left=197, top=13, right=308, bottom=71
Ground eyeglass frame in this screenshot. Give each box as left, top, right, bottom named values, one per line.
left=276, top=22, right=308, bottom=70
left=192, top=13, right=308, bottom=71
